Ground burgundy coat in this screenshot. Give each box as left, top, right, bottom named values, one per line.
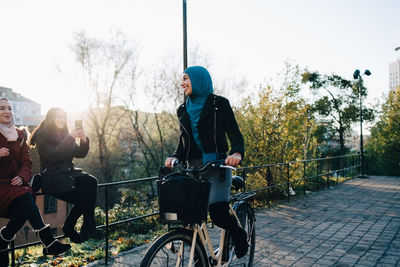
left=0, top=129, right=32, bottom=217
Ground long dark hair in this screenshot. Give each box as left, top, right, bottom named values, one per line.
left=29, top=107, right=69, bottom=147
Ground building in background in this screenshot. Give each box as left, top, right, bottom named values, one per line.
left=0, top=86, right=42, bottom=126
left=389, top=46, right=400, bottom=91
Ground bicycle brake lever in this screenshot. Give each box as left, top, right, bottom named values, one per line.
left=210, top=162, right=237, bottom=171
left=220, top=165, right=236, bottom=170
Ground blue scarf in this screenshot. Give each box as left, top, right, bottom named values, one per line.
left=185, top=66, right=213, bottom=156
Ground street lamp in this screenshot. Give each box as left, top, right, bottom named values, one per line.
left=353, top=69, right=371, bottom=178
left=182, top=0, right=188, bottom=102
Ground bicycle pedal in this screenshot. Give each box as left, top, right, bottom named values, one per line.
left=209, top=248, right=218, bottom=265
left=209, top=256, right=217, bottom=266
left=209, top=248, right=228, bottom=266
left=208, top=256, right=227, bottom=266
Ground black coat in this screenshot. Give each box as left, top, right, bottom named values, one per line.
left=34, top=128, right=89, bottom=172
left=172, top=94, right=244, bottom=162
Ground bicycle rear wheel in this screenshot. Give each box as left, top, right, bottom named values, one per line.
left=232, top=202, right=256, bottom=266
left=140, top=228, right=208, bottom=267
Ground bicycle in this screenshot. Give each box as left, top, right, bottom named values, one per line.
left=140, top=160, right=256, bottom=267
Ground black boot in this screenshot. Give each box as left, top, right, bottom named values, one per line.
left=0, top=227, right=14, bottom=267
left=62, top=207, right=84, bottom=243
left=232, top=226, right=249, bottom=259
left=35, top=225, right=71, bottom=256
left=80, top=215, right=102, bottom=240
left=63, top=224, right=84, bottom=244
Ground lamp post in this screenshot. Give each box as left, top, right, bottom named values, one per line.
left=182, top=0, right=188, bottom=71
left=353, top=69, right=371, bottom=178
left=182, top=0, right=188, bottom=102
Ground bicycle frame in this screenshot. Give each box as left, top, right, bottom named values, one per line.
left=180, top=205, right=241, bottom=267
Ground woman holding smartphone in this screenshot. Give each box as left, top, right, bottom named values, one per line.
left=29, top=107, right=100, bottom=244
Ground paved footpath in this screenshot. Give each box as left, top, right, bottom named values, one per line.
left=89, top=176, right=400, bottom=266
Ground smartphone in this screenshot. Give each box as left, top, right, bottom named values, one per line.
left=75, top=120, right=83, bottom=129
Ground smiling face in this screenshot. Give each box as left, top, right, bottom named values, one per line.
left=0, top=99, right=13, bottom=125
left=54, top=110, right=67, bottom=129
left=181, top=73, right=192, bottom=96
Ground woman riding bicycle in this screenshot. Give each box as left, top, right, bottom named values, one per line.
left=165, top=66, right=248, bottom=259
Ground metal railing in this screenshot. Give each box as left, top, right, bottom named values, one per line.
left=6, top=154, right=359, bottom=266
left=238, top=154, right=359, bottom=200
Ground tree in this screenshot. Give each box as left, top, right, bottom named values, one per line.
left=236, top=64, right=318, bottom=195
left=365, top=86, right=400, bottom=175
left=71, top=31, right=139, bottom=182
left=302, top=71, right=374, bottom=155
left=120, top=109, right=179, bottom=178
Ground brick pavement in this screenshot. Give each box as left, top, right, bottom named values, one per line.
left=89, top=176, right=400, bottom=266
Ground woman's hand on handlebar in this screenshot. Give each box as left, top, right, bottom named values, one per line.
left=225, top=153, right=242, bottom=167
left=165, top=157, right=178, bottom=167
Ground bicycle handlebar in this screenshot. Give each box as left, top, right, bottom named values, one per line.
left=171, top=159, right=236, bottom=173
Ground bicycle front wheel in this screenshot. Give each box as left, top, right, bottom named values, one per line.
left=140, top=228, right=208, bottom=267
left=233, top=202, right=256, bottom=266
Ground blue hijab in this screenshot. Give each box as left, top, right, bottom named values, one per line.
left=185, top=66, right=213, bottom=153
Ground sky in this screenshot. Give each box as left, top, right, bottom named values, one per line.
left=1, top=0, right=400, bottom=114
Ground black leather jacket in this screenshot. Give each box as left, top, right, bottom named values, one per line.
left=172, top=94, right=244, bottom=162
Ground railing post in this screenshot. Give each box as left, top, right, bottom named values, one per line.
left=242, top=169, right=247, bottom=192
left=352, top=155, right=355, bottom=179
left=11, top=241, right=15, bottom=267
left=316, top=160, right=320, bottom=190
left=303, top=161, right=306, bottom=195
left=344, top=156, right=347, bottom=180
left=287, top=163, right=290, bottom=201
left=336, top=157, right=339, bottom=184
left=336, top=168, right=339, bottom=184
left=105, top=186, right=109, bottom=265
left=266, top=166, right=272, bottom=197
left=327, top=157, right=330, bottom=189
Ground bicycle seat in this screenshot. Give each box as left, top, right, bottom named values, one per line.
left=232, top=176, right=244, bottom=190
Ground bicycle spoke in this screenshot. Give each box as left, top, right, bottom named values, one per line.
left=140, top=230, right=207, bottom=267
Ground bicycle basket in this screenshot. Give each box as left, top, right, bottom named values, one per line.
left=157, top=173, right=211, bottom=224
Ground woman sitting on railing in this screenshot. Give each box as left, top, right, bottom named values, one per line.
left=0, top=98, right=70, bottom=267
left=29, top=107, right=100, bottom=244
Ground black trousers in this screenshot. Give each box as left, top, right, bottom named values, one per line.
left=2, top=193, right=45, bottom=240
left=209, top=201, right=240, bottom=232
left=54, top=173, right=98, bottom=229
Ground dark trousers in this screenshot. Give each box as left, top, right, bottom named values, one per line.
left=209, top=201, right=240, bottom=231
left=54, top=173, right=98, bottom=229
left=2, top=193, right=45, bottom=240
